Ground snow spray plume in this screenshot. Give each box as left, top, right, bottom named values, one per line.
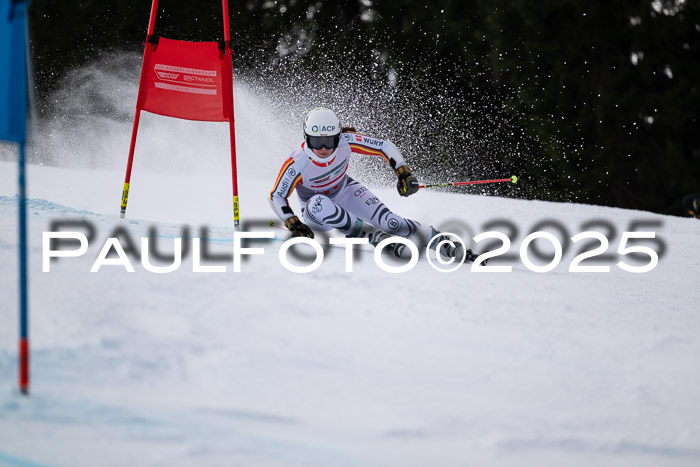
left=27, top=53, right=294, bottom=180
left=236, top=45, right=567, bottom=200
left=26, top=47, right=571, bottom=200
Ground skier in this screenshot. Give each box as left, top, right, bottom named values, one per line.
left=269, top=107, right=477, bottom=261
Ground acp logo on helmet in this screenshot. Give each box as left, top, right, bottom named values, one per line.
left=311, top=125, right=336, bottom=133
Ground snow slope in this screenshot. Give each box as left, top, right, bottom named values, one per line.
left=1, top=81, right=699, bottom=467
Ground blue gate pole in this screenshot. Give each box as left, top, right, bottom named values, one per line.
left=18, top=140, right=29, bottom=395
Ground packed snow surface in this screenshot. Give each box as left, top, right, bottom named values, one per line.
left=0, top=80, right=699, bottom=467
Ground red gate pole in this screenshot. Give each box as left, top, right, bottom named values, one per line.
left=120, top=0, right=160, bottom=218
left=222, top=0, right=240, bottom=230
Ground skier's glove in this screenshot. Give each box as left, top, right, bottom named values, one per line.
left=395, top=165, right=420, bottom=197
left=284, top=216, right=314, bottom=238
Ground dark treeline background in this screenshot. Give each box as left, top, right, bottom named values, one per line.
left=27, top=0, right=699, bottom=215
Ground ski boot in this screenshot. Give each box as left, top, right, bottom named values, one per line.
left=428, top=227, right=483, bottom=263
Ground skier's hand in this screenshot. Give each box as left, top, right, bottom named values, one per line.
left=285, top=216, right=314, bottom=238
left=395, top=165, right=420, bottom=197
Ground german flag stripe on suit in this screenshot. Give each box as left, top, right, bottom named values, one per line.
left=348, top=143, right=390, bottom=164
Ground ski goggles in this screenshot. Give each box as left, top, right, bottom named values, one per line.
left=306, top=134, right=340, bottom=150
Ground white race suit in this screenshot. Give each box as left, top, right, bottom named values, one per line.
left=269, top=131, right=429, bottom=241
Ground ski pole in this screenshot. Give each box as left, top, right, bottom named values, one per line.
left=268, top=221, right=289, bottom=231
left=419, top=175, right=518, bottom=189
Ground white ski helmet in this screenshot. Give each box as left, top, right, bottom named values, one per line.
left=303, top=107, right=341, bottom=151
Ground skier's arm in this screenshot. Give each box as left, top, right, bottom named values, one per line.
left=344, top=132, right=408, bottom=170
left=344, top=132, right=419, bottom=197
left=269, top=157, right=302, bottom=221
left=269, top=158, right=314, bottom=237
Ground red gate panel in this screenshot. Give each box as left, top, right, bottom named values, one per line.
left=139, top=37, right=231, bottom=122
